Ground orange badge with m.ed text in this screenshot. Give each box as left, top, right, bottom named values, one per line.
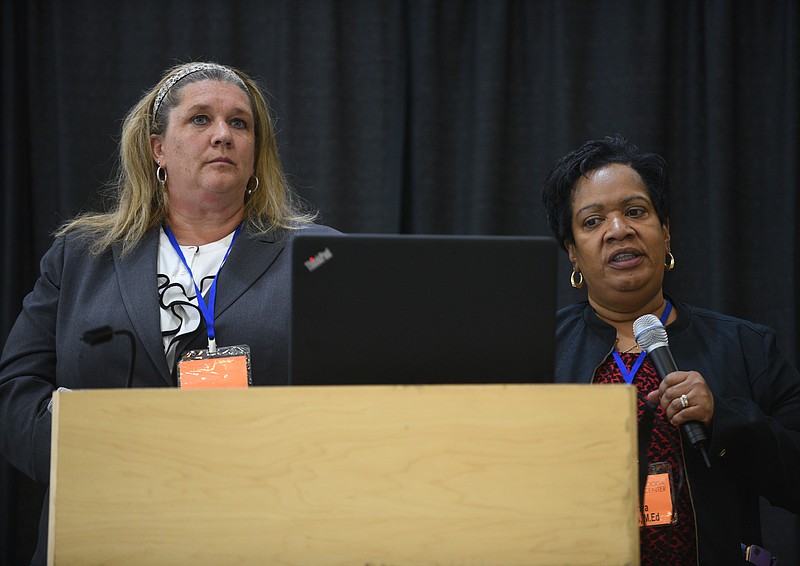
left=639, top=462, right=677, bottom=527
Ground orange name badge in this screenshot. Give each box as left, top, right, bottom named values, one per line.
left=178, top=345, right=251, bottom=389
left=639, top=463, right=676, bottom=527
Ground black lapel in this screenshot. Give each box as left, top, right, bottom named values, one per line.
left=173, top=227, right=286, bottom=352
left=213, top=228, right=285, bottom=317
left=112, top=229, right=174, bottom=386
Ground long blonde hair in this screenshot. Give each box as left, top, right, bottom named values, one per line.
left=57, top=62, right=316, bottom=255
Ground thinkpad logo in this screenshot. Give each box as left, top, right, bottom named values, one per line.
left=304, top=247, right=333, bottom=272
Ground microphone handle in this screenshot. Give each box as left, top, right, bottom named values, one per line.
left=647, top=344, right=712, bottom=468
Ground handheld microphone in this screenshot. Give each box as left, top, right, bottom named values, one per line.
left=82, top=326, right=137, bottom=389
left=633, top=314, right=712, bottom=468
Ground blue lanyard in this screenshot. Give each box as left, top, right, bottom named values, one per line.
left=163, top=223, right=242, bottom=353
left=612, top=300, right=672, bottom=385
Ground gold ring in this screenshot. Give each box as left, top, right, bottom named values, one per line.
left=680, top=394, right=689, bottom=409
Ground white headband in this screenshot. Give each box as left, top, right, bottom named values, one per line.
left=152, top=63, right=247, bottom=119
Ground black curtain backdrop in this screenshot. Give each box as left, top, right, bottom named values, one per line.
left=2, top=1, right=798, bottom=563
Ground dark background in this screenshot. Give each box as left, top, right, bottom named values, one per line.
left=2, top=1, right=798, bottom=563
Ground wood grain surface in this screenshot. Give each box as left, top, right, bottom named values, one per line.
left=48, top=384, right=638, bottom=565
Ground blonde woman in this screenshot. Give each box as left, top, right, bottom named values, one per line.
left=0, top=62, right=338, bottom=564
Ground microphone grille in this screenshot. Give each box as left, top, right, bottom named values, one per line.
left=633, top=314, right=669, bottom=351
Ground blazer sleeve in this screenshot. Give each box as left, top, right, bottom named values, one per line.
left=0, top=236, right=65, bottom=484
left=708, top=327, right=800, bottom=512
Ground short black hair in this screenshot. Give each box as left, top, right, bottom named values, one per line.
left=541, top=134, right=671, bottom=248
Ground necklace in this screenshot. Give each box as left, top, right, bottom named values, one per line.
left=615, top=338, right=641, bottom=354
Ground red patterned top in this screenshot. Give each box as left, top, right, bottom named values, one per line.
left=594, top=351, right=698, bottom=565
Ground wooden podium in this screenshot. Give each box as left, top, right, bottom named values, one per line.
left=48, top=384, right=639, bottom=565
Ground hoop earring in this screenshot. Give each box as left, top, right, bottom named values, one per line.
left=665, top=251, right=675, bottom=271
left=246, top=175, right=259, bottom=195
left=570, top=269, right=584, bottom=289
left=156, top=165, right=167, bottom=187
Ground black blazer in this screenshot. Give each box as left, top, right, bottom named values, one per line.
left=554, top=298, right=800, bottom=564
left=0, top=222, right=339, bottom=485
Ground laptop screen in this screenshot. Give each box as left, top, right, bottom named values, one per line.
left=289, top=233, right=557, bottom=385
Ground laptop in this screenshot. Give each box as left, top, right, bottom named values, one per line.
left=289, top=233, right=557, bottom=385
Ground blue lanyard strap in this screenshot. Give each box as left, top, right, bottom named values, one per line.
left=163, top=223, right=242, bottom=353
left=612, top=300, right=672, bottom=385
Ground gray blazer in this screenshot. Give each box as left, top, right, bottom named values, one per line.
left=0, top=222, right=339, bottom=486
